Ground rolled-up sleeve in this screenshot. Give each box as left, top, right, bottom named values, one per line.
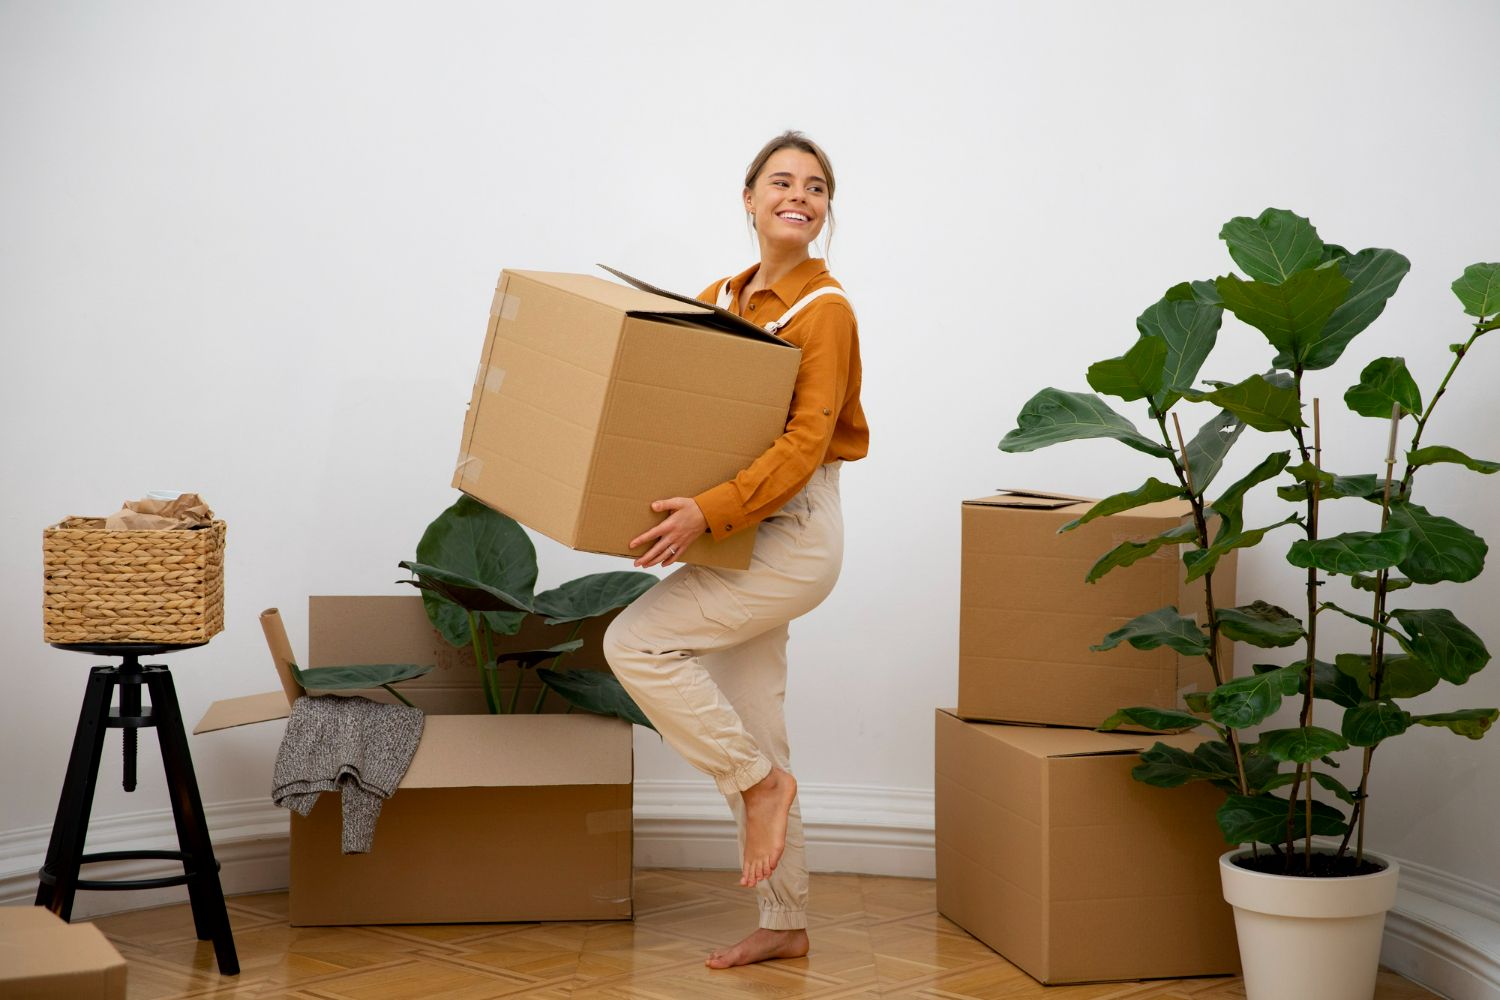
left=694, top=300, right=856, bottom=540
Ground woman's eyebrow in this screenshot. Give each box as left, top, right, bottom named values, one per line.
left=767, top=170, right=828, bottom=185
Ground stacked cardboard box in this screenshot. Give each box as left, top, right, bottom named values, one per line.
left=938, top=490, right=1239, bottom=983
left=196, top=596, right=633, bottom=926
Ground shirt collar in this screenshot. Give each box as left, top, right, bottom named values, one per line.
left=726, top=258, right=830, bottom=309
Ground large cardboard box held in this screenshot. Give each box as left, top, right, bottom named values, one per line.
left=454, top=269, right=801, bottom=570
left=935, top=709, right=1238, bottom=984
left=196, top=596, right=633, bottom=926
left=0, top=907, right=127, bottom=999
left=959, top=490, right=1237, bottom=731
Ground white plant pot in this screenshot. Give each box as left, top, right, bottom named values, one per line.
left=1220, top=848, right=1400, bottom=1000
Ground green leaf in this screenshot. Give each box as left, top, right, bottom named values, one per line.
left=1183, top=691, right=1212, bottom=713
left=1389, top=502, right=1489, bottom=584
left=1217, top=793, right=1347, bottom=844
left=999, top=389, right=1174, bottom=458
left=535, top=668, right=656, bottom=730
left=1257, top=726, right=1350, bottom=763
left=1344, top=357, right=1423, bottom=419
left=1261, top=770, right=1358, bottom=805
left=1342, top=700, right=1412, bottom=747
left=1334, top=652, right=1440, bottom=699
left=1389, top=608, right=1491, bottom=683
left=1297, top=249, right=1411, bottom=370
left=1197, top=739, right=1281, bottom=792
left=1292, top=659, right=1367, bottom=710
left=1164, top=279, right=1223, bottom=306
left=1207, top=665, right=1301, bottom=728
left=1059, top=478, right=1184, bottom=533
left=1099, top=707, right=1210, bottom=732
left=1182, top=516, right=1299, bottom=583
left=489, top=640, right=584, bottom=668
left=1408, top=446, right=1500, bottom=475
left=398, top=560, right=534, bottom=616
left=1138, top=295, right=1223, bottom=411
left=1216, top=266, right=1352, bottom=367
left=410, top=495, right=537, bottom=645
left=1277, top=466, right=1395, bottom=503
left=1216, top=601, right=1305, bottom=648
left=1087, top=335, right=1168, bottom=403
left=532, top=571, right=658, bottom=625
left=1183, top=408, right=1247, bottom=494
left=1413, top=709, right=1500, bottom=739
left=290, top=662, right=433, bottom=691
left=1086, top=522, right=1198, bottom=583
left=1183, top=373, right=1306, bottom=432
left=1286, top=528, right=1414, bottom=576
left=1207, top=450, right=1292, bottom=536
left=1351, top=574, right=1413, bottom=592
left=1452, top=262, right=1500, bottom=317
left=1131, top=741, right=1234, bottom=788
left=1092, top=606, right=1208, bottom=657
left=1219, top=209, right=1323, bottom=284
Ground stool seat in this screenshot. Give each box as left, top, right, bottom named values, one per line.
left=36, top=646, right=239, bottom=976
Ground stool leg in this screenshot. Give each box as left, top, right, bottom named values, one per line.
left=147, top=668, right=240, bottom=977
left=35, top=667, right=116, bottom=920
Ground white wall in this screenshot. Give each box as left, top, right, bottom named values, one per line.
left=3, top=0, right=1498, bottom=942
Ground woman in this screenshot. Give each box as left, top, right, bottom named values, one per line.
left=604, top=130, right=868, bottom=970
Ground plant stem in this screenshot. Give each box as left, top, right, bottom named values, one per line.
left=469, top=613, right=498, bottom=714
left=1283, top=378, right=1321, bottom=872
left=532, top=622, right=586, bottom=713
left=1161, top=412, right=1249, bottom=797
left=382, top=683, right=416, bottom=708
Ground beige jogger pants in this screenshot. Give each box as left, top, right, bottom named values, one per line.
left=603, top=461, right=844, bottom=931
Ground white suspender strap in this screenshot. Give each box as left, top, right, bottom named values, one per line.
left=716, top=278, right=853, bottom=334
left=764, top=286, right=852, bottom=334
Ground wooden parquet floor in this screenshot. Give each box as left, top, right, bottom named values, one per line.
left=88, top=869, right=1442, bottom=999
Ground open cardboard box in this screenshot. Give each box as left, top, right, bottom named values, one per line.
left=0, top=906, right=127, bottom=999
left=935, top=709, right=1238, bottom=984
left=959, top=490, right=1237, bottom=731
left=195, top=596, right=633, bottom=926
left=453, top=268, right=802, bottom=571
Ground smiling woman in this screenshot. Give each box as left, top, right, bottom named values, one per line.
left=602, top=130, right=869, bottom=970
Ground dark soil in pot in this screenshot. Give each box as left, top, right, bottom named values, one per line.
left=1233, top=852, right=1386, bottom=878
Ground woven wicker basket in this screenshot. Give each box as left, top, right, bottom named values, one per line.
left=42, top=519, right=226, bottom=644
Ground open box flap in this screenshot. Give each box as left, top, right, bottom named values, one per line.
left=598, top=264, right=790, bottom=347
left=937, top=709, right=1202, bottom=759
left=964, top=488, right=1094, bottom=511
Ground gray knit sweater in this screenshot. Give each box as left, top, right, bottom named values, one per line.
left=272, top=694, right=425, bottom=854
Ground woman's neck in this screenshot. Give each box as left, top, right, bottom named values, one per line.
left=747, top=244, right=812, bottom=295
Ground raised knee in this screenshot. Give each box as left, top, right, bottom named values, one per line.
left=602, top=615, right=640, bottom=672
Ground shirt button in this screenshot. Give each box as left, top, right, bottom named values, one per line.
left=748, top=303, right=756, bottom=310
left=823, top=408, right=831, bottom=415
left=725, top=524, right=733, bottom=532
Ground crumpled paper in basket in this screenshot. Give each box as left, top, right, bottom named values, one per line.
left=90, top=493, right=216, bottom=530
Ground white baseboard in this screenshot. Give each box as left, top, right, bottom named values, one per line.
left=1382, top=857, right=1500, bottom=1000
left=7, top=783, right=1497, bottom=1000
left=0, top=780, right=932, bottom=919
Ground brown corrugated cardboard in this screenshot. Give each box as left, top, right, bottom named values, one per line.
left=0, top=907, right=127, bottom=999
left=453, top=269, right=801, bottom=570
left=195, top=597, right=634, bottom=926
left=958, top=490, right=1237, bottom=731
left=934, top=709, right=1238, bottom=984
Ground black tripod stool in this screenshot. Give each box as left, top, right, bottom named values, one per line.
left=36, top=642, right=239, bottom=976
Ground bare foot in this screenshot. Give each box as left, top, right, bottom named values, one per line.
left=739, top=766, right=797, bottom=886
left=705, top=927, right=809, bottom=969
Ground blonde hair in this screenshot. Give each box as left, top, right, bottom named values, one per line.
left=743, top=130, right=836, bottom=255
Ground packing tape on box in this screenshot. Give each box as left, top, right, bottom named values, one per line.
left=590, top=878, right=633, bottom=906
left=482, top=366, right=506, bottom=394
left=585, top=808, right=632, bottom=835
left=453, top=453, right=484, bottom=486
left=490, top=288, right=521, bottom=321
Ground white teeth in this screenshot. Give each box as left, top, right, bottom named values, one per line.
left=779, top=212, right=809, bottom=222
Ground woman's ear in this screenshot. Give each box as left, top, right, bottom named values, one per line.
left=743, top=186, right=754, bottom=214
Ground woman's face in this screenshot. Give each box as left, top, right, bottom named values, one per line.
left=744, top=148, right=829, bottom=252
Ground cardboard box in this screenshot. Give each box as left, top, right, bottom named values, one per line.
left=454, top=268, right=802, bottom=570
left=958, top=490, right=1237, bottom=731
left=196, top=596, right=634, bottom=926
left=0, top=907, right=127, bottom=999
left=934, top=709, right=1238, bottom=984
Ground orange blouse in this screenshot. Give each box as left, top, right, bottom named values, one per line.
left=692, top=257, right=869, bottom=542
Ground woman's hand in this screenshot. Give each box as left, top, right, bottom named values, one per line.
left=630, top=497, right=708, bottom=568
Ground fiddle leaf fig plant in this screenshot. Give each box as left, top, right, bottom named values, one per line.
left=392, top=494, right=658, bottom=727
left=1001, top=208, right=1499, bottom=873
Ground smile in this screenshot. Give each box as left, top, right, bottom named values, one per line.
left=777, top=212, right=810, bottom=223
